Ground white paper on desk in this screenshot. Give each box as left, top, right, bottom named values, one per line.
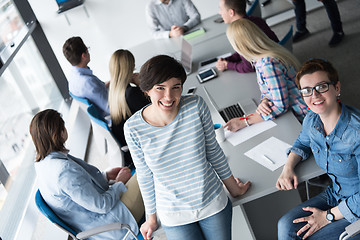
left=244, top=137, right=292, bottom=171
left=225, top=120, right=276, bottom=146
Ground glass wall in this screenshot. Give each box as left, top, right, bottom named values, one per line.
left=0, top=0, right=63, bottom=213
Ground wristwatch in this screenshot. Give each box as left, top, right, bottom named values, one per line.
left=326, top=209, right=335, bottom=222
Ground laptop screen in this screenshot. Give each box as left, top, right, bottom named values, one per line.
left=180, top=38, right=192, bottom=74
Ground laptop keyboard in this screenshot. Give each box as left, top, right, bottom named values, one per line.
left=219, top=104, right=245, bottom=123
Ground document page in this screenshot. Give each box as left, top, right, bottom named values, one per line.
left=225, top=120, right=276, bottom=146
left=244, top=137, right=292, bottom=171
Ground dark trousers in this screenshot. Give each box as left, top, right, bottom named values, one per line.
left=293, top=0, right=343, bottom=33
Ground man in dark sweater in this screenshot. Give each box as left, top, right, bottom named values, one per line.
left=217, top=0, right=279, bottom=73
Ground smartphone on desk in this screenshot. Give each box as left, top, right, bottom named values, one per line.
left=197, top=68, right=217, bottom=83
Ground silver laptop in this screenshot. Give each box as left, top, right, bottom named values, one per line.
left=203, top=86, right=257, bottom=123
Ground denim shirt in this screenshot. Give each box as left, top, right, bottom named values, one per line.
left=35, top=152, right=138, bottom=239
left=289, top=104, right=360, bottom=223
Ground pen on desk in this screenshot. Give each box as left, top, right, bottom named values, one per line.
left=262, top=154, right=275, bottom=164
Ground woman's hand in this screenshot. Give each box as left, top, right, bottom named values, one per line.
left=293, top=207, right=330, bottom=239
left=140, top=214, right=158, bottom=240
left=114, top=167, right=131, bottom=184
left=223, top=176, right=251, bottom=198
left=224, top=118, right=246, bottom=132
left=216, top=58, right=228, bottom=72
left=256, top=98, right=273, bottom=116
left=276, top=166, right=298, bottom=190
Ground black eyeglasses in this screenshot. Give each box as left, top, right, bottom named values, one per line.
left=299, top=82, right=335, bottom=97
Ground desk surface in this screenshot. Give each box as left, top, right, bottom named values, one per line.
left=130, top=15, right=324, bottom=207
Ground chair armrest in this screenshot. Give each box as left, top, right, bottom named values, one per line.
left=345, top=219, right=360, bottom=237
left=76, top=222, right=138, bottom=240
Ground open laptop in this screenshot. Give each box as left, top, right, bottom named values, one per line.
left=198, top=52, right=232, bottom=72
left=203, top=86, right=257, bottom=123
left=180, top=38, right=192, bottom=75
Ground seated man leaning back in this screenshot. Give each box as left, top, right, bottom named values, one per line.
left=63, top=36, right=109, bottom=116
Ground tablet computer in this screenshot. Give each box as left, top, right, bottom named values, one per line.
left=197, top=68, right=217, bottom=83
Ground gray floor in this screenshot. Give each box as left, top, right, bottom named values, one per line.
left=271, top=0, right=360, bottom=109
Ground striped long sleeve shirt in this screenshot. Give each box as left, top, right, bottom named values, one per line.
left=124, top=95, right=231, bottom=226
left=255, top=57, right=308, bottom=122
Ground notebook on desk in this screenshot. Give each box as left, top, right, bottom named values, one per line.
left=203, top=86, right=257, bottom=123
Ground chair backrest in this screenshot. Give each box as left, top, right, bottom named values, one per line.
left=246, top=0, right=261, bottom=18
left=87, top=104, right=124, bottom=167
left=69, top=91, right=91, bottom=112
left=279, top=25, right=293, bottom=52
left=35, top=190, right=78, bottom=239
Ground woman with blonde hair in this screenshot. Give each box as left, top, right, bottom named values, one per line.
left=224, top=18, right=308, bottom=132
left=108, top=50, right=150, bottom=166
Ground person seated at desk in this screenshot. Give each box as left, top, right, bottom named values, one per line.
left=277, top=59, right=360, bottom=240
left=146, top=0, right=201, bottom=39
left=224, top=19, right=308, bottom=132
left=216, top=0, right=279, bottom=73
left=63, top=36, right=109, bottom=116
left=108, top=49, right=150, bottom=167
left=30, top=109, right=144, bottom=240
left=124, top=55, right=251, bottom=240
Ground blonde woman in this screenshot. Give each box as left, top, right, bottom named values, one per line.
left=224, top=18, right=308, bottom=132
left=108, top=50, right=150, bottom=166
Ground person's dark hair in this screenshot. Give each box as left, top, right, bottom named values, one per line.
left=296, top=59, right=339, bottom=88
left=29, top=109, right=68, bottom=162
left=62, top=36, right=88, bottom=66
left=139, top=55, right=187, bottom=92
left=224, top=0, right=247, bottom=16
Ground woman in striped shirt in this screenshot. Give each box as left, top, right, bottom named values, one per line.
left=224, top=18, right=308, bottom=132
left=124, top=55, right=251, bottom=240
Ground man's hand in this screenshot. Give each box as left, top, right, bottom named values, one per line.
left=169, top=25, right=184, bottom=38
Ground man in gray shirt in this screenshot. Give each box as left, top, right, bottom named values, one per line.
left=146, top=0, right=201, bottom=39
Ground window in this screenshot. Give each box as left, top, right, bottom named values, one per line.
left=0, top=1, right=64, bottom=238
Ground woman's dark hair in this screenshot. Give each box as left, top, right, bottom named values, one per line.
left=139, top=55, right=187, bottom=92
left=296, top=59, right=339, bottom=88
left=29, top=109, right=67, bottom=162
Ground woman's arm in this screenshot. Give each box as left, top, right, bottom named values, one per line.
left=140, top=213, right=158, bottom=240
left=224, top=112, right=263, bottom=132
left=257, top=58, right=291, bottom=120
left=276, top=152, right=302, bottom=190
left=59, top=162, right=126, bottom=214
left=222, top=175, right=251, bottom=198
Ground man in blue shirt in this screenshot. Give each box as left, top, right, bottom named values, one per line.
left=63, top=37, right=109, bottom=116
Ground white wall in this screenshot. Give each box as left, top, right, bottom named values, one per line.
left=28, top=0, right=220, bottom=82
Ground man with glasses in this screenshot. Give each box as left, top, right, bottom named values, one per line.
left=63, top=36, right=109, bottom=117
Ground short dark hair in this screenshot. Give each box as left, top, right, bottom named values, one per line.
left=296, top=59, right=339, bottom=88
left=29, top=109, right=67, bottom=162
left=224, top=0, right=247, bottom=16
left=62, top=37, right=87, bottom=66
left=139, top=55, right=187, bottom=92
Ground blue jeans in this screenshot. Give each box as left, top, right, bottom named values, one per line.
left=278, top=191, right=355, bottom=240
left=162, top=198, right=232, bottom=240
left=292, top=0, right=343, bottom=33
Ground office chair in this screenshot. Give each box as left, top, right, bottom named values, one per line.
left=339, top=219, right=360, bottom=240
left=87, top=104, right=127, bottom=167
left=246, top=0, right=262, bottom=18
left=69, top=91, right=91, bottom=112
left=35, top=189, right=140, bottom=240
left=278, top=25, right=294, bottom=52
